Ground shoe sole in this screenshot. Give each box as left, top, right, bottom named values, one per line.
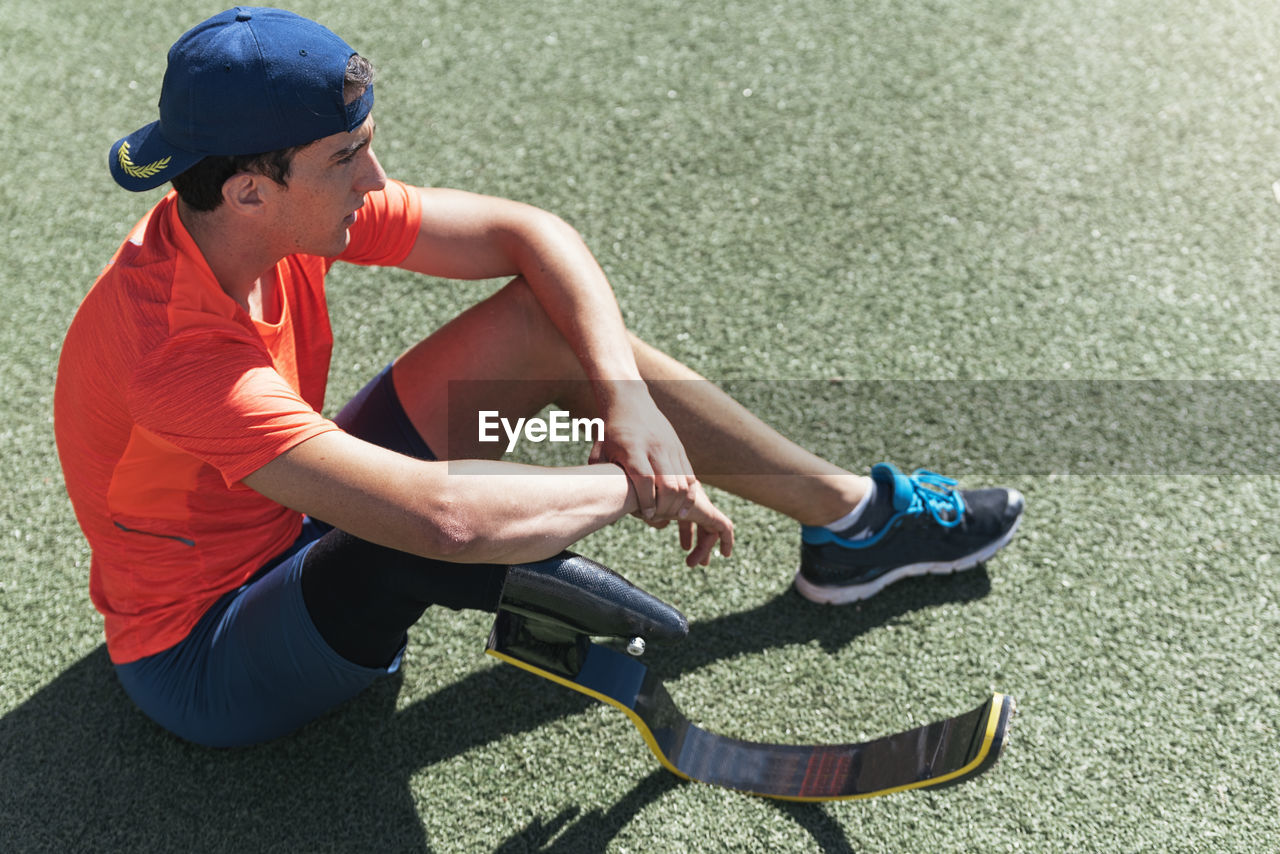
left=793, top=498, right=1024, bottom=605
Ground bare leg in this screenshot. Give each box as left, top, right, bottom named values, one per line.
left=389, top=277, right=597, bottom=460
left=390, top=278, right=867, bottom=526
left=627, top=335, right=867, bottom=526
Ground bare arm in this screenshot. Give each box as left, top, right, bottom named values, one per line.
left=242, top=430, right=637, bottom=565
left=242, top=429, right=733, bottom=566
left=398, top=188, right=644, bottom=386
left=397, top=187, right=699, bottom=521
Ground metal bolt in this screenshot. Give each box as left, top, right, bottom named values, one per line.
left=626, top=636, right=646, bottom=656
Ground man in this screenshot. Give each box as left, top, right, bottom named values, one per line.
left=54, top=8, right=1024, bottom=748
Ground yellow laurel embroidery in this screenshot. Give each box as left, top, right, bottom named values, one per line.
left=117, top=141, right=171, bottom=179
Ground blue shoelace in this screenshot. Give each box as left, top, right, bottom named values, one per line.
left=903, top=469, right=966, bottom=528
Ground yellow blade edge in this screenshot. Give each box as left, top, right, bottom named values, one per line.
left=488, top=647, right=1010, bottom=802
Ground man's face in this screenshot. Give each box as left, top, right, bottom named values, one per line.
left=265, top=113, right=386, bottom=257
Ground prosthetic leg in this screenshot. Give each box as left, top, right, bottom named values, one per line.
left=486, top=553, right=1014, bottom=801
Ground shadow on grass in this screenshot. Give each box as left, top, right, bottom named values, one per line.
left=0, top=568, right=989, bottom=853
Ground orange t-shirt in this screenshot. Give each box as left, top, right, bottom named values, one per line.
left=54, top=179, right=423, bottom=664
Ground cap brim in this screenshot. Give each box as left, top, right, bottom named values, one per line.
left=108, top=121, right=204, bottom=192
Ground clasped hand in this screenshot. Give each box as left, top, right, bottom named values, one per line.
left=589, top=390, right=734, bottom=567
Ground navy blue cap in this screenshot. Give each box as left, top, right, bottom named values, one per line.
left=109, top=7, right=374, bottom=191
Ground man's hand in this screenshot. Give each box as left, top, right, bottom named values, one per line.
left=672, top=481, right=735, bottom=567
left=589, top=386, right=697, bottom=523
left=633, top=477, right=735, bottom=567
left=586, top=386, right=734, bottom=566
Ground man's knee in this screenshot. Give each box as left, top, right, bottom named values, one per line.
left=497, top=277, right=576, bottom=360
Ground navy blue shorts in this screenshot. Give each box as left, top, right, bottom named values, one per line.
left=115, top=364, right=436, bottom=747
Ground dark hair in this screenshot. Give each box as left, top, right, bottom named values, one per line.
left=171, top=55, right=376, bottom=212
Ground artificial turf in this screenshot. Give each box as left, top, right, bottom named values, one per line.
left=3, top=0, right=1279, bottom=850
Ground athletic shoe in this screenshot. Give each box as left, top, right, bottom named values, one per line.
left=794, top=463, right=1024, bottom=604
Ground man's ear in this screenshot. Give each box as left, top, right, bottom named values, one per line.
left=220, top=172, right=272, bottom=216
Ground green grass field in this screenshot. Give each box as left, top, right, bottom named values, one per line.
left=4, top=0, right=1280, bottom=850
